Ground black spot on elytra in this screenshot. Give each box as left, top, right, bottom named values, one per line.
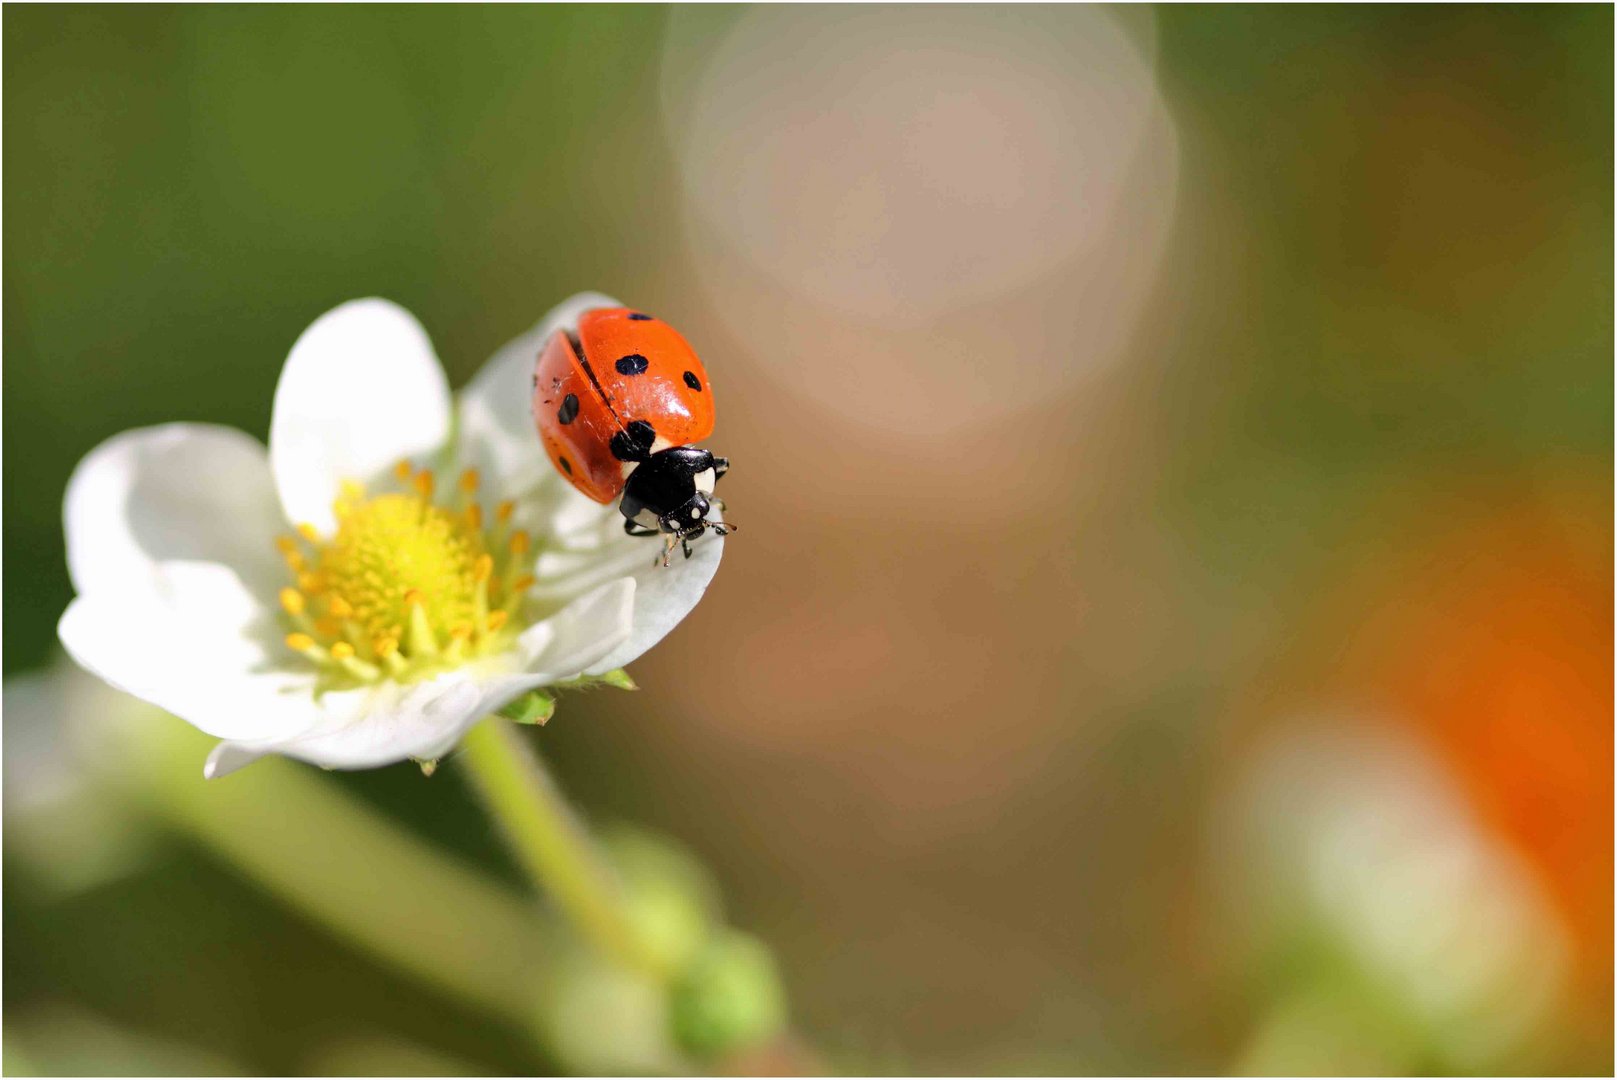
left=610, top=420, right=657, bottom=462
left=615, top=353, right=649, bottom=376
left=559, top=456, right=573, bottom=476
left=627, top=312, right=653, bottom=321
left=558, top=393, right=579, bottom=425
left=683, top=370, right=702, bottom=392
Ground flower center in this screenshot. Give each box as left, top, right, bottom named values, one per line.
left=275, top=464, right=534, bottom=687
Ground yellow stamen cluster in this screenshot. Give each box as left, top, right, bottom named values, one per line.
left=275, top=464, right=532, bottom=686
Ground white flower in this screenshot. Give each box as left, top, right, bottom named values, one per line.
left=57, top=294, right=724, bottom=778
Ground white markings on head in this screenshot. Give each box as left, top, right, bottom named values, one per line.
left=690, top=508, right=702, bottom=520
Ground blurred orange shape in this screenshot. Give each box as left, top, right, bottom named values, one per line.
left=1360, top=502, right=1612, bottom=993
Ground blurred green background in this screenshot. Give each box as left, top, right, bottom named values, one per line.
left=5, top=5, right=1611, bottom=1075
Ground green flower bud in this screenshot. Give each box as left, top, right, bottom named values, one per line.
left=668, top=930, right=787, bottom=1061
left=539, top=946, right=680, bottom=1076
left=605, top=827, right=723, bottom=974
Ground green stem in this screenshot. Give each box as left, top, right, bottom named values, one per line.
left=122, top=720, right=551, bottom=1027
left=458, top=717, right=666, bottom=980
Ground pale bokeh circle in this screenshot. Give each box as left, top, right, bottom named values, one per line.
left=660, top=7, right=1179, bottom=437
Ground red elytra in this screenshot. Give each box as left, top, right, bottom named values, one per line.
left=531, top=308, right=716, bottom=504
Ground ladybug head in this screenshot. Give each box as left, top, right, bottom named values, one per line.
left=653, top=489, right=705, bottom=535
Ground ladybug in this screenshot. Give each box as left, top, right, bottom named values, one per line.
left=531, top=307, right=734, bottom=565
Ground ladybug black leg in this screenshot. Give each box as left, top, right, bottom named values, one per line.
left=681, top=537, right=694, bottom=560
left=623, top=520, right=658, bottom=538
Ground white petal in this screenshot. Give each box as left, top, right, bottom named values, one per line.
left=64, top=424, right=286, bottom=600
left=58, top=561, right=319, bottom=743
left=204, top=677, right=485, bottom=778
left=513, top=576, right=637, bottom=675
left=457, top=291, right=623, bottom=498
left=270, top=299, right=452, bottom=534
left=531, top=503, right=724, bottom=675
left=203, top=579, right=636, bottom=776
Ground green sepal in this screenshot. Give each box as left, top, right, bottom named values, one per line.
left=498, top=689, right=556, bottom=725
left=598, top=668, right=637, bottom=691
left=554, top=668, right=637, bottom=692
